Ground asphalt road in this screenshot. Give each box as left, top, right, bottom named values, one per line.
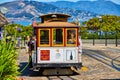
left=18, top=44, right=120, bottom=80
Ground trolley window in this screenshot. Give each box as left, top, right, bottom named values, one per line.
left=52, top=28, right=64, bottom=46
left=39, top=29, right=50, bottom=46
left=66, top=28, right=77, bottom=46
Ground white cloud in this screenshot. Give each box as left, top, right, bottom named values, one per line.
left=34, top=0, right=96, bottom=2
left=0, top=0, right=120, bottom=4
left=34, top=0, right=118, bottom=3
left=33, top=0, right=57, bottom=2
left=0, top=0, right=14, bottom=4
left=110, top=0, right=120, bottom=5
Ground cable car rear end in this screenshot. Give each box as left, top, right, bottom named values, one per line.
left=31, top=13, right=82, bottom=75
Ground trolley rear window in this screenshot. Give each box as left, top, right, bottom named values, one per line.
left=37, top=28, right=78, bottom=47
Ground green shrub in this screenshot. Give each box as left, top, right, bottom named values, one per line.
left=0, top=38, right=20, bottom=80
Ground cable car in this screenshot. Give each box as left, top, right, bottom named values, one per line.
left=31, top=13, right=82, bottom=75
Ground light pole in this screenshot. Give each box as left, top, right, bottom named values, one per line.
left=77, top=19, right=81, bottom=37
left=115, top=21, right=119, bottom=47
left=115, top=27, right=118, bottom=47
left=105, top=30, right=107, bottom=46
left=98, top=16, right=102, bottom=39
left=24, top=35, right=25, bottom=46
left=93, top=30, right=95, bottom=46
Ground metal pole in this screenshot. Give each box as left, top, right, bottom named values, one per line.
left=24, top=35, right=25, bottom=46
left=98, top=16, right=102, bottom=39
left=99, top=30, right=101, bottom=39
left=105, top=31, right=107, bottom=46
left=93, top=31, right=95, bottom=46
left=99, top=22, right=101, bottom=39
left=115, top=29, right=118, bottom=47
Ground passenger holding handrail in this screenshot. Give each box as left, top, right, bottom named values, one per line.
left=28, top=36, right=36, bottom=69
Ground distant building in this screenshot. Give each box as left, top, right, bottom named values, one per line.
left=0, top=13, right=8, bottom=39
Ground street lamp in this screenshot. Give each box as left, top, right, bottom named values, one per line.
left=115, top=21, right=119, bottom=47
left=105, top=29, right=107, bottom=46
left=76, top=18, right=81, bottom=37
left=98, top=16, right=107, bottom=46
left=92, top=29, right=95, bottom=46
left=115, top=27, right=118, bottom=47
left=98, top=16, right=102, bottom=39
left=24, top=35, right=25, bottom=46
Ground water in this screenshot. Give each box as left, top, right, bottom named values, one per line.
left=15, top=21, right=32, bottom=26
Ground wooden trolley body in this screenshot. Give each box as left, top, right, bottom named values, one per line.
left=31, top=13, right=82, bottom=73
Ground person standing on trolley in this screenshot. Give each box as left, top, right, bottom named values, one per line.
left=28, top=35, right=36, bottom=68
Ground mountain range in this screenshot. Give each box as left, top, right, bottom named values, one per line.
left=0, top=0, right=120, bottom=25
left=49, top=0, right=120, bottom=16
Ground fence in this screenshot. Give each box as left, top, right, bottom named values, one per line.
left=82, top=39, right=120, bottom=46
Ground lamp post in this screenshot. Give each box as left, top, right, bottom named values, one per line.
left=17, top=27, right=22, bottom=48
left=77, top=19, right=81, bottom=37
left=98, top=16, right=102, bottom=39
left=93, top=30, right=95, bottom=46
left=24, top=35, right=25, bottom=46
left=115, top=28, right=118, bottom=47
left=105, top=30, right=107, bottom=46
left=115, top=21, right=119, bottom=47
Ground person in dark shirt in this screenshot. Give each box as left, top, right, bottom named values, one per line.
left=28, top=36, right=36, bottom=69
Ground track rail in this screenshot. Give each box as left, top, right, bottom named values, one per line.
left=83, top=49, right=120, bottom=71
left=47, top=76, right=76, bottom=80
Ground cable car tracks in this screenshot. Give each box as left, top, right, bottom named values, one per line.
left=83, top=49, right=120, bottom=71
left=47, top=76, right=76, bottom=80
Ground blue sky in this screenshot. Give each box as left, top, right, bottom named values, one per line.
left=0, top=0, right=120, bottom=5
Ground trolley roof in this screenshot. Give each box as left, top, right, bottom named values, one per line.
left=40, top=13, right=71, bottom=18
left=33, top=13, right=79, bottom=28
left=33, top=21, right=79, bottom=28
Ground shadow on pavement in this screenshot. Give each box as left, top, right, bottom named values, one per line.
left=19, top=62, right=41, bottom=76
left=83, top=49, right=120, bottom=71
left=19, top=62, right=79, bottom=78
left=111, top=56, right=120, bottom=71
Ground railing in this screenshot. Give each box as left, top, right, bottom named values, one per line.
left=82, top=39, right=120, bottom=46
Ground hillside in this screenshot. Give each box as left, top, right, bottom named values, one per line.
left=0, top=1, right=98, bottom=23
left=49, top=0, right=120, bottom=16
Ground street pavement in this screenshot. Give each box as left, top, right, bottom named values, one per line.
left=18, top=44, right=120, bottom=80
